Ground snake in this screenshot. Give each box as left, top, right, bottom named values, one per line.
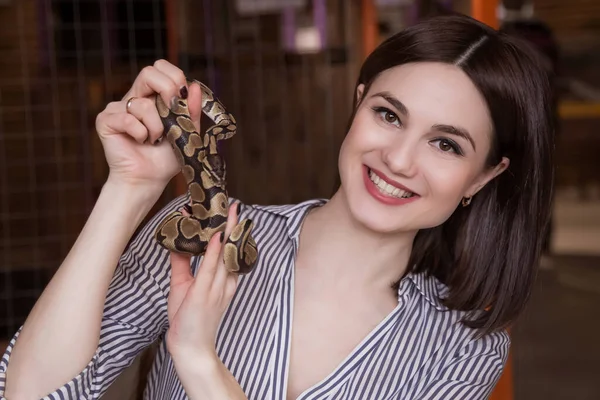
left=153, top=78, right=258, bottom=275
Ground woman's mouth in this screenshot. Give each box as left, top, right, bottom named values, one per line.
left=368, top=168, right=415, bottom=198
left=363, top=166, right=420, bottom=205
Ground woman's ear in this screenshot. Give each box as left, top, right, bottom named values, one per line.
left=356, top=84, right=365, bottom=106
left=466, top=157, right=510, bottom=197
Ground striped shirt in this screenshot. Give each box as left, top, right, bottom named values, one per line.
left=1, top=195, right=509, bottom=399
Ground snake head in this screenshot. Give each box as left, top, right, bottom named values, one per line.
left=204, top=154, right=226, bottom=187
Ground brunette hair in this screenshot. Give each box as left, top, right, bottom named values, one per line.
left=350, top=14, right=555, bottom=336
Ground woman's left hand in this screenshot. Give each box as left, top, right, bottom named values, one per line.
left=165, top=202, right=240, bottom=372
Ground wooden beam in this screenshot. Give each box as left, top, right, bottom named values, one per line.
left=361, top=0, right=378, bottom=60
left=165, top=0, right=179, bottom=64
left=559, top=101, right=600, bottom=119
left=471, top=0, right=499, bottom=29
left=165, top=0, right=187, bottom=196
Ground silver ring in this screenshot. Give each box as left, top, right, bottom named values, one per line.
left=125, top=96, right=137, bottom=113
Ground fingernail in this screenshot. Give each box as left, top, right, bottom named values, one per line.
left=220, top=232, right=224, bottom=243
left=170, top=96, right=178, bottom=110
left=180, top=86, right=188, bottom=99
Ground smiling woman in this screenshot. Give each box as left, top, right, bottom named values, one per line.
left=338, top=15, right=553, bottom=335
left=1, top=13, right=553, bottom=400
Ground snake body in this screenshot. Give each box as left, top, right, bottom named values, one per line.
left=153, top=79, right=258, bottom=274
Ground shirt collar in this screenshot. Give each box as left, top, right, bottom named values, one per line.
left=260, top=198, right=328, bottom=241
left=261, top=198, right=449, bottom=310
left=405, top=271, right=450, bottom=311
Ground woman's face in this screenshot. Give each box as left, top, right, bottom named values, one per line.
left=338, top=62, right=509, bottom=234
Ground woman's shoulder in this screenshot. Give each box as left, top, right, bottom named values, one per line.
left=235, top=197, right=327, bottom=240
left=236, top=196, right=326, bottom=218
left=403, top=270, right=511, bottom=348
left=402, top=271, right=510, bottom=397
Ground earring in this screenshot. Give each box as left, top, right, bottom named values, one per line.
left=461, top=196, right=472, bottom=207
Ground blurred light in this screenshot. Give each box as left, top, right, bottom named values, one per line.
left=295, top=26, right=322, bottom=53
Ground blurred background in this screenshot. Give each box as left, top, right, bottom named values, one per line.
left=0, top=0, right=598, bottom=399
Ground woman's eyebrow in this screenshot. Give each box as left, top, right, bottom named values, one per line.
left=432, top=124, right=476, bottom=151
left=370, top=91, right=409, bottom=117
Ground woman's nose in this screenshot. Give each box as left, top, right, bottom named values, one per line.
left=381, top=137, right=419, bottom=178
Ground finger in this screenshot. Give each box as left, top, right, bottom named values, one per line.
left=169, top=251, right=193, bottom=288
left=186, top=82, right=203, bottom=132
left=213, top=202, right=240, bottom=289
left=123, top=97, right=164, bottom=144
left=224, top=274, right=239, bottom=302
left=97, top=112, right=149, bottom=144
left=180, top=204, right=192, bottom=217
left=153, top=59, right=188, bottom=97
left=124, top=65, right=181, bottom=111
left=225, top=202, right=240, bottom=238
left=103, top=100, right=124, bottom=114
left=192, top=232, right=224, bottom=293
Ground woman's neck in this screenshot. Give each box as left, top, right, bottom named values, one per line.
left=296, top=190, right=417, bottom=293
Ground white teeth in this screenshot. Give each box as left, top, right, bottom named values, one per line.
left=368, top=169, right=414, bottom=199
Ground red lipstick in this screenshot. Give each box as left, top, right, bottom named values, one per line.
left=362, top=165, right=420, bottom=206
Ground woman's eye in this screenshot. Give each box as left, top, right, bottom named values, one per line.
left=439, top=140, right=452, bottom=152
left=383, top=111, right=398, bottom=124
left=373, top=107, right=401, bottom=127
left=433, top=139, right=463, bottom=156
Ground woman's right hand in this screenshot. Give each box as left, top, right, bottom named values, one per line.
left=95, top=59, right=203, bottom=192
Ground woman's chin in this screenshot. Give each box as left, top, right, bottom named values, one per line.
left=347, top=196, right=411, bottom=234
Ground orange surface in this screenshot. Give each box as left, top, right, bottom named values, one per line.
left=490, top=342, right=514, bottom=400
left=471, top=0, right=500, bottom=29
left=559, top=101, right=600, bottom=119
left=361, top=0, right=378, bottom=60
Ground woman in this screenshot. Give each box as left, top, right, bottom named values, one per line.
left=1, top=14, right=553, bottom=400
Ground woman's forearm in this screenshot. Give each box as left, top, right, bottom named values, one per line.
left=174, top=352, right=248, bottom=400
left=5, top=179, right=162, bottom=399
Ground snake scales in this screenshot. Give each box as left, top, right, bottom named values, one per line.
left=153, top=79, right=258, bottom=274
